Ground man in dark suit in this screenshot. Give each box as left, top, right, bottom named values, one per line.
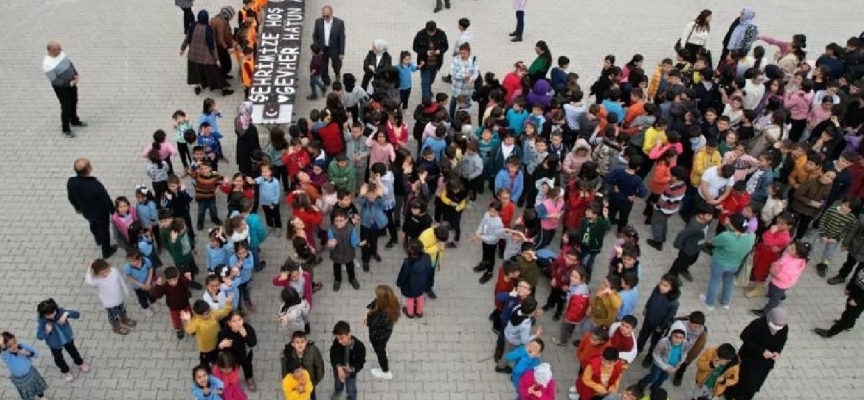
left=67, top=158, right=117, bottom=258
left=312, top=5, right=346, bottom=85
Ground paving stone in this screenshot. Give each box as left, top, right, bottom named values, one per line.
left=0, top=0, right=863, bottom=399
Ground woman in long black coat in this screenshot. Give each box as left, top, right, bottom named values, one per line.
left=729, top=307, right=789, bottom=400
left=235, top=101, right=261, bottom=177
left=361, top=40, right=393, bottom=93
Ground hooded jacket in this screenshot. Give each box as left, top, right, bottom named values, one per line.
left=652, top=320, right=693, bottom=370
left=36, top=308, right=81, bottom=349
left=526, top=80, right=552, bottom=110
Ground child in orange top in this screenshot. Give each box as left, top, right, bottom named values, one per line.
left=576, top=326, right=611, bottom=368
left=576, top=347, right=625, bottom=400
left=644, top=148, right=678, bottom=224
left=240, top=47, right=255, bottom=98
left=497, top=187, right=517, bottom=257
left=716, top=180, right=750, bottom=233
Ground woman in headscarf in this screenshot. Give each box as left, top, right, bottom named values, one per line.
left=235, top=101, right=260, bottom=176
left=728, top=307, right=788, bottom=400
left=361, top=40, right=393, bottom=93
left=517, top=363, right=556, bottom=400
left=725, top=8, right=759, bottom=56
left=180, top=10, right=234, bottom=96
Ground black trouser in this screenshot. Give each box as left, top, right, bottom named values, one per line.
left=181, top=7, right=194, bottom=34
left=333, top=262, right=357, bottom=282
left=239, top=352, right=254, bottom=379
left=668, top=251, right=699, bottom=277
left=637, top=323, right=663, bottom=357
left=177, top=143, right=192, bottom=168
left=51, top=340, right=84, bottom=373
left=321, top=49, right=342, bottom=85
left=544, top=286, right=566, bottom=315
left=643, top=193, right=660, bottom=221
left=838, top=254, right=864, bottom=279
left=384, top=209, right=398, bottom=243
left=794, top=213, right=813, bottom=240
left=53, top=85, right=81, bottom=133
left=481, top=242, right=497, bottom=272
left=88, top=216, right=113, bottom=257
left=262, top=204, right=282, bottom=228
left=217, top=46, right=233, bottom=78
left=672, top=361, right=691, bottom=382
left=788, top=118, right=807, bottom=142
left=370, top=338, right=390, bottom=372
left=360, top=226, right=382, bottom=263
left=400, top=88, right=411, bottom=110
left=200, top=350, right=218, bottom=366
left=608, top=200, right=634, bottom=232
left=134, top=288, right=153, bottom=309
left=827, top=296, right=864, bottom=335
left=444, top=208, right=463, bottom=242
left=463, top=176, right=483, bottom=201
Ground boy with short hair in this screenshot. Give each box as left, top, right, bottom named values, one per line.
left=604, top=155, right=648, bottom=232
left=460, top=140, right=485, bottom=201
left=180, top=297, right=234, bottom=365
left=502, top=338, right=545, bottom=388
left=197, top=122, right=219, bottom=170
left=647, top=165, right=687, bottom=251
left=576, top=203, right=611, bottom=274
left=473, top=200, right=506, bottom=283
left=418, top=224, right=450, bottom=299
left=328, top=153, right=356, bottom=194
left=814, top=195, right=861, bottom=277
left=588, top=275, right=623, bottom=329
left=307, top=43, right=327, bottom=100
left=189, top=161, right=223, bottom=231
left=492, top=260, right=522, bottom=333
left=162, top=175, right=196, bottom=244
left=668, top=203, right=714, bottom=282
left=151, top=266, right=195, bottom=339
left=85, top=258, right=134, bottom=335
left=494, top=156, right=525, bottom=204
left=329, top=321, right=366, bottom=400
left=358, top=182, right=388, bottom=272
left=497, top=298, right=543, bottom=371
left=328, top=209, right=362, bottom=292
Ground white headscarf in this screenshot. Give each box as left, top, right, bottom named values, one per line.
left=533, top=363, right=552, bottom=386
left=373, top=39, right=389, bottom=55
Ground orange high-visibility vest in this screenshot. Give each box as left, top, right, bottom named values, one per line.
left=242, top=57, right=255, bottom=88
left=253, top=0, right=268, bottom=12
left=246, top=21, right=258, bottom=46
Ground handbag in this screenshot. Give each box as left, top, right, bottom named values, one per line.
left=675, top=22, right=697, bottom=52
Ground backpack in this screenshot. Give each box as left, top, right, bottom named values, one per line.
left=472, top=56, right=484, bottom=91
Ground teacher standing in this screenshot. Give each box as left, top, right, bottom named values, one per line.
left=43, top=41, right=87, bottom=138
left=67, top=158, right=117, bottom=259
left=312, top=5, right=346, bottom=86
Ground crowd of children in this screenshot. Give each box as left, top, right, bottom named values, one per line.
left=7, top=4, right=864, bottom=400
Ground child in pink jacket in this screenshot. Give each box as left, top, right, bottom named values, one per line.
left=752, top=240, right=810, bottom=316
left=517, top=362, right=556, bottom=400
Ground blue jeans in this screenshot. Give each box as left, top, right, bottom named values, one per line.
left=763, top=282, right=786, bottom=313
left=515, top=11, right=525, bottom=35
left=333, top=373, right=357, bottom=400
left=310, top=75, right=326, bottom=97
left=420, top=68, right=438, bottom=101
left=581, top=252, right=598, bottom=276
left=639, top=364, right=670, bottom=389
left=705, top=259, right=737, bottom=307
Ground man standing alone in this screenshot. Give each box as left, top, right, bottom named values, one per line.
left=413, top=21, right=449, bottom=101
left=43, top=41, right=87, bottom=138
left=67, top=158, right=117, bottom=259
left=312, top=5, right=346, bottom=86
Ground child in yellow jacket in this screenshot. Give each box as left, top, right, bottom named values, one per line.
left=181, top=298, right=234, bottom=365
left=589, top=275, right=623, bottom=328
left=282, top=357, right=314, bottom=400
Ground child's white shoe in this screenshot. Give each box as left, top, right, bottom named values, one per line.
left=64, top=372, right=75, bottom=383
left=143, top=308, right=154, bottom=317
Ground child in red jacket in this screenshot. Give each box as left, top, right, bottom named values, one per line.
left=281, top=138, right=312, bottom=187
left=272, top=259, right=314, bottom=307
left=219, top=173, right=255, bottom=217
left=716, top=180, right=750, bottom=234
left=542, top=247, right=580, bottom=321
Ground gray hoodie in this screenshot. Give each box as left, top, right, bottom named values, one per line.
left=459, top=152, right=484, bottom=180
left=476, top=211, right=506, bottom=244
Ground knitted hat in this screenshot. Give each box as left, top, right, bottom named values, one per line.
left=533, top=363, right=552, bottom=386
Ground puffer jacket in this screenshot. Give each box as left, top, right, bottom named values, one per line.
left=790, top=177, right=831, bottom=217
left=526, top=79, right=552, bottom=110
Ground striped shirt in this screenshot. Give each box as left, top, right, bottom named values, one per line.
left=655, top=181, right=687, bottom=215
left=192, top=172, right=222, bottom=200
left=820, top=203, right=857, bottom=240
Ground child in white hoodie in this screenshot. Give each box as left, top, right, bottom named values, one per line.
left=473, top=200, right=507, bottom=283
left=85, top=259, right=134, bottom=335
left=460, top=140, right=485, bottom=201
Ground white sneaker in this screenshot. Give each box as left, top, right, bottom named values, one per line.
left=699, top=294, right=715, bottom=311
left=143, top=308, right=154, bottom=317
left=722, top=304, right=731, bottom=310
left=370, top=367, right=393, bottom=380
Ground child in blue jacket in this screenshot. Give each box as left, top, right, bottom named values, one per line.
left=238, top=198, right=267, bottom=272
left=495, top=156, right=525, bottom=203
left=359, top=183, right=389, bottom=272
left=35, top=298, right=90, bottom=382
